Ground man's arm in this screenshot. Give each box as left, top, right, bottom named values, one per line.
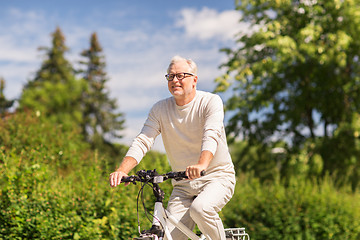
left=186, top=150, right=213, bottom=179
left=109, top=156, right=138, bottom=187
left=109, top=103, right=162, bottom=187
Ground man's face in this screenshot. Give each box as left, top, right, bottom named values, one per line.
left=167, top=60, right=197, bottom=105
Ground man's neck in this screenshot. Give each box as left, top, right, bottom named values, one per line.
left=174, top=90, right=196, bottom=106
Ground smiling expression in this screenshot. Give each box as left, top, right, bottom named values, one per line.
left=167, top=60, right=198, bottom=106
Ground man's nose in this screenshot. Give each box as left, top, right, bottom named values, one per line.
left=172, top=75, right=180, bottom=82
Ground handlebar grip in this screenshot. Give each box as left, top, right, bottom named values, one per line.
left=176, top=170, right=206, bottom=178
left=176, top=171, right=188, bottom=178
left=121, top=175, right=139, bottom=183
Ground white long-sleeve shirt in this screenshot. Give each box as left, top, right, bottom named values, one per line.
left=126, top=90, right=235, bottom=176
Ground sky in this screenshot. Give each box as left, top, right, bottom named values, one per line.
left=0, top=0, right=247, bottom=152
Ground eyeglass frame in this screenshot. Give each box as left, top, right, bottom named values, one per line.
left=165, top=72, right=195, bottom=81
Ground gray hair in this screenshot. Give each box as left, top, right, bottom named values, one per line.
left=167, top=55, right=198, bottom=75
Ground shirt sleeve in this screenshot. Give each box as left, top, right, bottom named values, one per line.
left=201, top=94, right=225, bottom=155
left=125, top=104, right=161, bottom=163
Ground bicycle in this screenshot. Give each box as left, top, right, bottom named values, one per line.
left=121, top=169, right=250, bottom=240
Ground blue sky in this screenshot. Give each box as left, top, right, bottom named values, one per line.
left=0, top=0, right=247, bottom=152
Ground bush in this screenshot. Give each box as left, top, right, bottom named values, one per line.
left=222, top=174, right=360, bottom=240
left=2, top=111, right=360, bottom=239
left=0, top=111, right=171, bottom=239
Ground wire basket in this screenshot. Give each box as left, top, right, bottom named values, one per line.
left=225, top=228, right=250, bottom=240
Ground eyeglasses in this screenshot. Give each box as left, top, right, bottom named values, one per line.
left=165, top=72, right=195, bottom=81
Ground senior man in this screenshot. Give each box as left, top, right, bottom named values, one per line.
left=109, top=55, right=235, bottom=240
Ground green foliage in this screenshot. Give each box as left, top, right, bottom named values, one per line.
left=19, top=28, right=125, bottom=152
left=0, top=112, right=172, bottom=239
left=79, top=32, right=125, bottom=147
left=0, top=111, right=87, bottom=169
left=0, top=77, right=14, bottom=116
left=229, top=141, right=281, bottom=182
left=218, top=0, right=360, bottom=142
left=222, top=174, right=360, bottom=240
left=0, top=112, right=133, bottom=239
left=20, top=78, right=86, bottom=130
left=19, top=27, right=86, bottom=129
left=218, top=0, right=360, bottom=189
left=318, top=113, right=360, bottom=190
left=1, top=111, right=360, bottom=239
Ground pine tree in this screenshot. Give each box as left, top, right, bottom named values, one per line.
left=0, top=77, right=14, bottom=116
left=79, top=32, right=125, bottom=147
left=19, top=27, right=86, bottom=126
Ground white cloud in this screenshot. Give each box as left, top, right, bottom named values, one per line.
left=175, top=7, right=243, bottom=41
left=0, top=9, right=48, bottom=63
left=0, top=5, right=238, bottom=153
left=0, top=40, right=38, bottom=62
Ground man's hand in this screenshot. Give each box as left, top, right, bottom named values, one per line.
left=109, top=157, right=138, bottom=187
left=186, top=150, right=213, bottom=179
left=109, top=171, right=129, bottom=187
left=186, top=164, right=206, bottom=180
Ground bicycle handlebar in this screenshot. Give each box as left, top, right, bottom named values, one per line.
left=121, top=169, right=205, bottom=184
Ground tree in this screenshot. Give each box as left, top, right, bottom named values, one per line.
left=216, top=0, right=360, bottom=188
left=19, top=27, right=86, bottom=127
left=79, top=33, right=125, bottom=147
left=0, top=77, right=14, bottom=116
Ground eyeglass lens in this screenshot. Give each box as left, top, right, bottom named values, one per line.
left=166, top=73, right=191, bottom=81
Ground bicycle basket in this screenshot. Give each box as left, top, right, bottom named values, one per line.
left=224, top=228, right=250, bottom=240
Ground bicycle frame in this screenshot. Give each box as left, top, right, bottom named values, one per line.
left=145, top=202, right=250, bottom=240
left=134, top=174, right=201, bottom=240
left=151, top=201, right=201, bottom=240
left=123, top=170, right=250, bottom=240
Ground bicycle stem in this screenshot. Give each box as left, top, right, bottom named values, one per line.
left=152, top=183, right=165, bottom=202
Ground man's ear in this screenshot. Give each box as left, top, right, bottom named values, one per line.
left=193, top=75, right=198, bottom=87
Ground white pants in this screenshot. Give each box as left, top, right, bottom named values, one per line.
left=164, top=175, right=235, bottom=240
